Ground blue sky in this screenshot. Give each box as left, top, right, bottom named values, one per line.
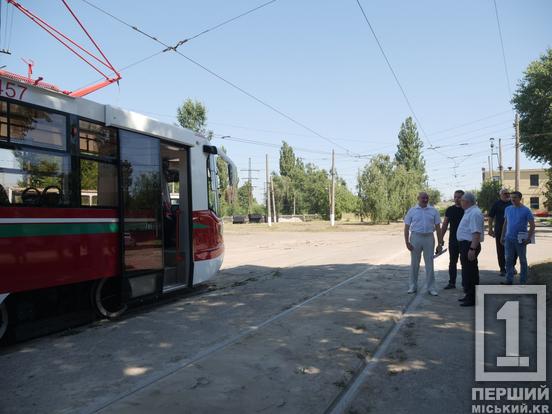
left=2, top=0, right=551, bottom=203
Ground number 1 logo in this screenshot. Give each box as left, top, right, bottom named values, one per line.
left=475, top=285, right=546, bottom=382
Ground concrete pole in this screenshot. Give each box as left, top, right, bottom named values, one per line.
left=265, top=154, right=271, bottom=227
left=271, top=175, right=277, bottom=223
left=498, top=138, right=504, bottom=185
left=330, top=149, right=335, bottom=226
left=515, top=113, right=521, bottom=191
left=488, top=156, right=492, bottom=182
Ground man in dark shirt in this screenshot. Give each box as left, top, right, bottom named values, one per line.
left=489, top=188, right=517, bottom=275
left=441, top=190, right=465, bottom=289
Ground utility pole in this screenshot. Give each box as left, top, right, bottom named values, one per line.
left=271, top=175, right=277, bottom=223
left=515, top=113, right=521, bottom=191
left=357, top=169, right=363, bottom=222
left=265, top=154, right=271, bottom=227
left=488, top=156, right=492, bottom=182
left=330, top=149, right=335, bottom=226
left=498, top=138, right=504, bottom=185
left=489, top=138, right=495, bottom=182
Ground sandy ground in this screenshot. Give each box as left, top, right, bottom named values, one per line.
left=0, top=222, right=550, bottom=414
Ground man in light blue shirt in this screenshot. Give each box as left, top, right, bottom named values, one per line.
left=456, top=192, right=484, bottom=307
left=500, top=191, right=535, bottom=285
left=404, top=192, right=444, bottom=296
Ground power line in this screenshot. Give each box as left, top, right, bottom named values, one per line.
left=81, top=0, right=278, bottom=52
left=172, top=0, right=277, bottom=46
left=355, top=0, right=432, bottom=147
left=78, top=0, right=356, bottom=154
left=492, top=0, right=512, bottom=97
left=425, top=110, right=512, bottom=136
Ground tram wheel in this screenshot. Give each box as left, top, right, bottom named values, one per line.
left=91, top=278, right=127, bottom=319
left=0, top=301, right=8, bottom=341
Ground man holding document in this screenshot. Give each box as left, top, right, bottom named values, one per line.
left=500, top=191, right=535, bottom=285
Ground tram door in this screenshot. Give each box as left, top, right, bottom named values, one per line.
left=161, top=143, right=192, bottom=290
left=120, top=130, right=192, bottom=299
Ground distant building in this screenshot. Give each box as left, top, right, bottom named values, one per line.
left=483, top=168, right=549, bottom=211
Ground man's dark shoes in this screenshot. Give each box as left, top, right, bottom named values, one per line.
left=460, top=301, right=475, bottom=307
left=500, top=281, right=513, bottom=285
left=444, top=284, right=455, bottom=290
left=458, top=296, right=467, bottom=302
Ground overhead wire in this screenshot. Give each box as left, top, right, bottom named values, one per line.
left=426, top=110, right=512, bottom=136
left=492, top=0, right=512, bottom=97
left=80, top=0, right=277, bottom=51
left=77, top=0, right=356, bottom=155
left=354, top=0, right=432, bottom=148
left=214, top=134, right=374, bottom=158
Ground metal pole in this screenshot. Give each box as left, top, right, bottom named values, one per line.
left=265, top=154, right=271, bottom=227
left=515, top=113, right=521, bottom=191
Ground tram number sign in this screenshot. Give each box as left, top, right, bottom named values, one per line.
left=0, top=80, right=28, bottom=100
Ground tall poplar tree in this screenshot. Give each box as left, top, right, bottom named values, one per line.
left=394, top=117, right=426, bottom=179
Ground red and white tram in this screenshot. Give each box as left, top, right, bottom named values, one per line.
left=0, top=75, right=237, bottom=339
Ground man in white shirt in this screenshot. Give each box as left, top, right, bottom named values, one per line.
left=456, top=192, right=485, bottom=307
left=404, top=192, right=444, bottom=296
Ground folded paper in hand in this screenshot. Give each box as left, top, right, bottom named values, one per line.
left=517, top=232, right=535, bottom=244
left=433, top=248, right=447, bottom=259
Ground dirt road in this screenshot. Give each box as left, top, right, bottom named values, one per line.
left=0, top=222, right=550, bottom=414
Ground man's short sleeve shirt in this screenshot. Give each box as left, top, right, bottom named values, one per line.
left=504, top=205, right=534, bottom=241
left=457, top=206, right=485, bottom=242
left=445, top=205, right=464, bottom=241
left=404, top=205, right=441, bottom=234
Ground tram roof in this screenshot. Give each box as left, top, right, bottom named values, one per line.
left=2, top=76, right=207, bottom=148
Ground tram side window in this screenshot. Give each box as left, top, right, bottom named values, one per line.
left=9, top=103, right=66, bottom=150
left=79, top=120, right=117, bottom=158
left=1, top=101, right=7, bottom=139
left=78, top=120, right=118, bottom=207
left=80, top=159, right=118, bottom=207
left=0, top=147, right=70, bottom=207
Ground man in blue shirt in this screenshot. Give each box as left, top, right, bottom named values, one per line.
left=500, top=191, right=535, bottom=285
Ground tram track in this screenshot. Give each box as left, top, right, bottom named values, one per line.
left=85, top=249, right=408, bottom=414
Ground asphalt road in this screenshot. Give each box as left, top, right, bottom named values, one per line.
left=0, top=223, right=550, bottom=414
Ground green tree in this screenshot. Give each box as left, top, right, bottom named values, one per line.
left=335, top=178, right=358, bottom=220
left=478, top=180, right=501, bottom=213
left=425, top=187, right=442, bottom=206
left=176, top=98, right=213, bottom=139
left=395, top=117, right=426, bottom=178
left=512, top=49, right=552, bottom=209
left=545, top=169, right=552, bottom=210
left=511, top=49, right=552, bottom=165
left=279, top=141, right=297, bottom=177
left=388, top=164, right=420, bottom=220
left=358, top=155, right=393, bottom=223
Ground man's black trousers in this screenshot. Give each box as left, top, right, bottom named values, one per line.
left=459, top=241, right=480, bottom=302
left=448, top=240, right=461, bottom=287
